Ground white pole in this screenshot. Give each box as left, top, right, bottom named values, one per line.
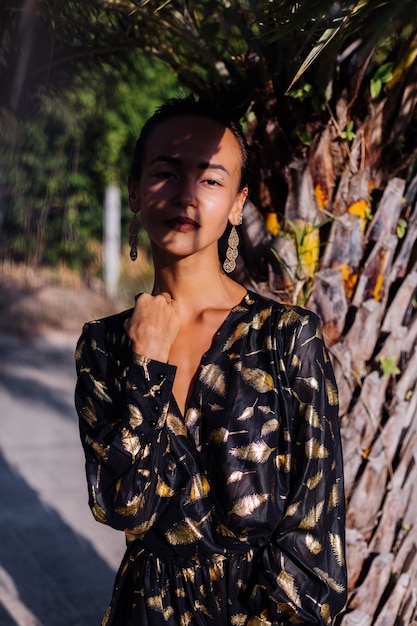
left=104, top=185, right=121, bottom=298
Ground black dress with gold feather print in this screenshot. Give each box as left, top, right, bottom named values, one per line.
left=75, top=291, right=347, bottom=626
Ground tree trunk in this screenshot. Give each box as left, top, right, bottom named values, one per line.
left=239, top=162, right=417, bottom=624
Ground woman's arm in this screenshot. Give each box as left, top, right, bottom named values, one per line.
left=244, top=310, right=347, bottom=625
left=75, top=317, right=177, bottom=530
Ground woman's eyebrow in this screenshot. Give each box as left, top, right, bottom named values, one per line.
left=150, top=155, right=230, bottom=176
left=199, top=161, right=230, bottom=176
left=150, top=155, right=180, bottom=165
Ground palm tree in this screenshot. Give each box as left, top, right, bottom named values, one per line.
left=2, top=1, right=417, bottom=623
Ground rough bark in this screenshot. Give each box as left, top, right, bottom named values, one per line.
left=240, top=167, right=417, bottom=624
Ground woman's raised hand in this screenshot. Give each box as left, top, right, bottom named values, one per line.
left=124, top=292, right=181, bottom=363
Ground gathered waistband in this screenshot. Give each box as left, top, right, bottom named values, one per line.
left=123, top=534, right=257, bottom=568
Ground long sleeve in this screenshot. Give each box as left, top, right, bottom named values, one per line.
left=243, top=310, right=347, bottom=625
left=74, top=316, right=177, bottom=530
left=74, top=296, right=346, bottom=626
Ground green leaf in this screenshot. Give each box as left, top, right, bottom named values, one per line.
left=396, top=218, right=407, bottom=239
left=379, top=356, right=401, bottom=378
left=370, top=62, right=394, bottom=99
left=340, top=120, right=355, bottom=141
left=295, top=125, right=313, bottom=146
left=370, top=77, right=382, bottom=99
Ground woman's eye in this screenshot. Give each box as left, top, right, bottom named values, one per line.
left=205, top=179, right=220, bottom=186
left=154, top=171, right=176, bottom=180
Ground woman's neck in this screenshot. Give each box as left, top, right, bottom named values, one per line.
left=151, top=256, right=245, bottom=319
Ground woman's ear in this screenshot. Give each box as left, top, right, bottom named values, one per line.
left=128, top=174, right=140, bottom=213
left=229, top=187, right=248, bottom=225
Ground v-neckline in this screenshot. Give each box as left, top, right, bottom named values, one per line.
left=172, top=291, right=253, bottom=420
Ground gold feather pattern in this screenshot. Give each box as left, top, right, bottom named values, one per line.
left=179, top=611, right=194, bottom=625
left=91, top=502, right=106, bottom=523
left=216, top=523, right=239, bottom=539
left=313, top=568, right=346, bottom=594
left=116, top=493, right=145, bottom=516
left=208, top=554, right=226, bottom=581
left=263, top=335, right=276, bottom=350
left=306, top=470, right=323, bottom=489
left=209, top=427, right=247, bottom=443
left=182, top=568, right=196, bottom=582
left=284, top=501, right=301, bottom=518
left=142, top=443, right=151, bottom=459
left=226, top=470, right=256, bottom=484
left=144, top=382, right=166, bottom=398
left=125, top=514, right=157, bottom=540
left=90, top=376, right=113, bottom=403
left=327, top=481, right=340, bottom=510
left=209, top=403, right=224, bottom=411
left=228, top=493, right=269, bottom=517
left=167, top=413, right=188, bottom=437
left=244, top=617, right=269, bottom=626
left=276, top=453, right=292, bottom=472
left=299, top=501, right=325, bottom=529
left=223, top=308, right=271, bottom=352
left=193, top=600, right=212, bottom=618
left=305, top=438, right=329, bottom=459
left=128, top=403, right=143, bottom=428
left=199, top=364, right=226, bottom=396
left=329, top=532, right=345, bottom=566
left=188, top=474, right=211, bottom=501
left=278, top=308, right=304, bottom=329
left=75, top=339, right=84, bottom=361
left=287, top=332, right=296, bottom=355
left=146, top=594, right=174, bottom=619
left=298, top=376, right=320, bottom=390
left=303, top=403, right=322, bottom=429
left=291, top=354, right=302, bottom=368
left=251, top=307, right=272, bottom=330
left=185, top=407, right=201, bottom=427
left=223, top=322, right=251, bottom=351
left=91, top=440, right=108, bottom=462
left=121, top=428, right=140, bottom=458
left=320, top=603, right=332, bottom=625
left=306, top=533, right=323, bottom=554
left=234, top=362, right=276, bottom=393
left=82, top=397, right=97, bottom=426
left=277, top=568, right=301, bottom=607
left=166, top=517, right=204, bottom=545
left=258, top=405, right=274, bottom=414
left=325, top=378, right=339, bottom=405
left=261, top=418, right=280, bottom=436
left=230, top=440, right=276, bottom=463
left=156, top=477, right=175, bottom=497
left=75, top=295, right=346, bottom=624
left=237, top=399, right=258, bottom=421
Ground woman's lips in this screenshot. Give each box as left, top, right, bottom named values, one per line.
left=165, top=216, right=200, bottom=232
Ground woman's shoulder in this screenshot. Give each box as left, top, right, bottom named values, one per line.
left=246, top=290, right=321, bottom=328
left=77, top=308, right=134, bottom=349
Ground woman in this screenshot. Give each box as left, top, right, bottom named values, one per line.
left=75, top=95, right=347, bottom=625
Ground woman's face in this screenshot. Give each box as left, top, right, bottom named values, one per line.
left=128, top=115, right=248, bottom=263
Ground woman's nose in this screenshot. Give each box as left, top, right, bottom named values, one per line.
left=174, top=178, right=197, bottom=208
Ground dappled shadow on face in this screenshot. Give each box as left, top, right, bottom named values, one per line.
left=137, top=116, right=246, bottom=267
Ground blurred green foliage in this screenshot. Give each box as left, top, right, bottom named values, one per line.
left=0, top=53, right=180, bottom=271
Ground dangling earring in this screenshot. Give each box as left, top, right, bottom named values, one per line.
left=223, top=225, right=239, bottom=273
left=129, top=213, right=139, bottom=261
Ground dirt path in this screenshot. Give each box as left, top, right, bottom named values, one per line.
left=0, top=330, right=126, bottom=625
